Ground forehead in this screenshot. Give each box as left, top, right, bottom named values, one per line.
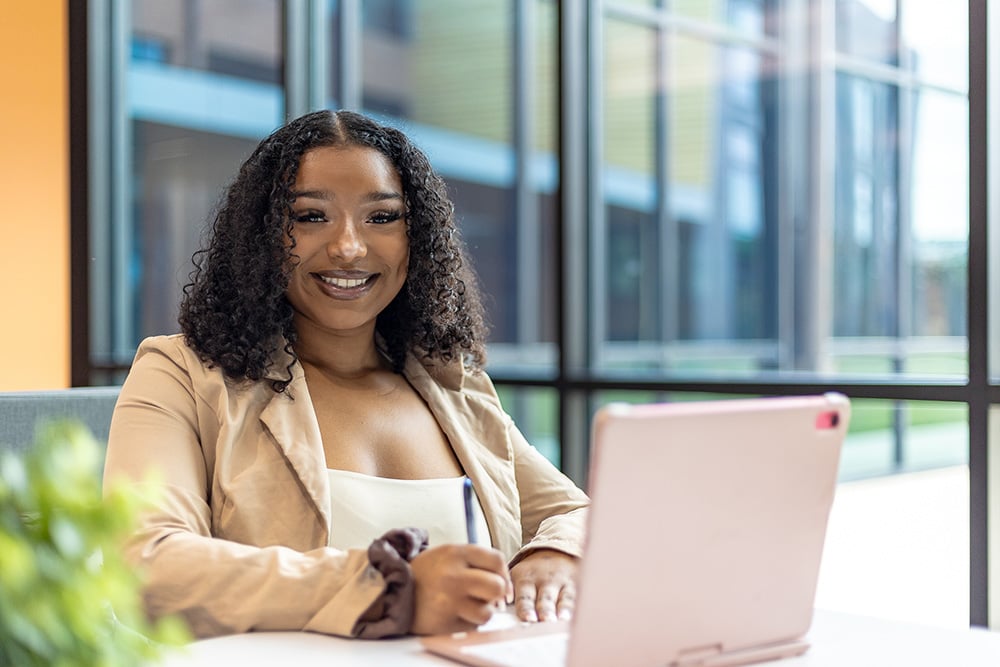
left=293, top=145, right=402, bottom=192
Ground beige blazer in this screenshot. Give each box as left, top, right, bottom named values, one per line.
left=104, top=335, right=589, bottom=638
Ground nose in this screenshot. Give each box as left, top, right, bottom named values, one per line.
left=326, top=218, right=366, bottom=261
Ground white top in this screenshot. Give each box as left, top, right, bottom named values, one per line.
left=326, top=469, right=491, bottom=551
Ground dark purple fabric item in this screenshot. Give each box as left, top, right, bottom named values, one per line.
left=354, top=527, right=429, bottom=638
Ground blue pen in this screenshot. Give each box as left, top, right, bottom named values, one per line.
left=463, top=477, right=477, bottom=545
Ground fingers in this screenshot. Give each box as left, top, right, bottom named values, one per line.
left=460, top=545, right=513, bottom=611
left=535, top=582, right=560, bottom=622
left=410, top=545, right=510, bottom=635
left=510, top=549, right=579, bottom=623
left=461, top=565, right=509, bottom=606
left=555, top=585, right=576, bottom=620
left=514, top=582, right=539, bottom=622
left=454, top=594, right=499, bottom=627
left=514, top=581, right=573, bottom=622
left=463, top=544, right=510, bottom=580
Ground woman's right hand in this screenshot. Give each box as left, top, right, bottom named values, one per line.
left=409, top=544, right=512, bottom=635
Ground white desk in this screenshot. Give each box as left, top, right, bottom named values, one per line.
left=157, top=609, right=1000, bottom=667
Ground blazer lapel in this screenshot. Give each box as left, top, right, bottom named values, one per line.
left=259, top=367, right=331, bottom=542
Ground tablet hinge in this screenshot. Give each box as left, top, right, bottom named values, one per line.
left=671, top=643, right=723, bottom=667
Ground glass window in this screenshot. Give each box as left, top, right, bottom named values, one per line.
left=671, top=0, right=774, bottom=37
left=840, top=399, right=968, bottom=479
left=610, top=0, right=660, bottom=9
left=600, top=24, right=779, bottom=375
left=830, top=80, right=968, bottom=377
left=351, top=0, right=556, bottom=374
left=90, top=0, right=284, bottom=383
left=361, top=1, right=512, bottom=139
left=834, top=1, right=972, bottom=92
left=836, top=0, right=899, bottom=64
left=597, top=2, right=967, bottom=382
left=908, top=90, right=968, bottom=341
left=819, top=397, right=969, bottom=628
left=832, top=76, right=901, bottom=343
left=131, top=124, right=263, bottom=338
left=132, top=0, right=282, bottom=83
left=818, top=462, right=970, bottom=627
left=93, top=0, right=562, bottom=377
left=601, top=20, right=657, bottom=351
left=900, top=1, right=968, bottom=91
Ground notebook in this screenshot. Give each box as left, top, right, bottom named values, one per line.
left=421, top=393, right=850, bottom=667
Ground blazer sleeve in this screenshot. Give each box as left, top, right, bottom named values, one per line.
left=507, top=417, right=590, bottom=565
left=102, top=339, right=394, bottom=639
left=455, top=368, right=589, bottom=564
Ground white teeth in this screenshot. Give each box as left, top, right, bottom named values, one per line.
left=319, top=275, right=369, bottom=289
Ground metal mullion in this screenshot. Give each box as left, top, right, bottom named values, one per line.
left=70, top=0, right=90, bottom=386
left=776, top=1, right=804, bottom=373
left=989, top=408, right=1000, bottom=630
left=589, top=4, right=607, bottom=374
left=556, top=0, right=591, bottom=485
left=514, top=0, right=538, bottom=349
left=801, top=0, right=836, bottom=373
left=284, top=0, right=330, bottom=117
left=510, top=0, right=538, bottom=459
left=969, top=0, right=990, bottom=629
left=890, top=0, right=912, bottom=469
left=109, top=0, right=132, bottom=362
left=493, top=375, right=975, bottom=402
left=284, top=1, right=310, bottom=120
left=657, top=25, right=678, bottom=356
left=833, top=53, right=968, bottom=97
left=86, top=0, right=112, bottom=377
left=580, top=0, right=605, bottom=485
left=339, top=0, right=362, bottom=111
left=309, top=0, right=330, bottom=110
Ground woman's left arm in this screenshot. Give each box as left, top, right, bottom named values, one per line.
left=506, top=420, right=589, bottom=622
left=507, top=420, right=589, bottom=560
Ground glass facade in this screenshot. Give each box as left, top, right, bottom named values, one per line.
left=90, top=0, right=971, bottom=384
left=78, top=0, right=996, bottom=625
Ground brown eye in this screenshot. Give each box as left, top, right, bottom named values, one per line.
left=370, top=210, right=404, bottom=225
left=295, top=210, right=326, bottom=223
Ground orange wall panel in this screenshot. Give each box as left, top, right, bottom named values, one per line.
left=0, top=2, right=70, bottom=389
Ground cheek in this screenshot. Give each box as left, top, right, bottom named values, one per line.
left=389, top=232, right=409, bottom=270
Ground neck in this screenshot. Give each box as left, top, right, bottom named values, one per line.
left=292, top=318, right=387, bottom=380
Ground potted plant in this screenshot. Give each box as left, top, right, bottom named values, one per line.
left=0, top=420, right=188, bottom=665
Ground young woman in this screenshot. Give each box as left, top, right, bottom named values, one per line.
left=104, top=110, right=588, bottom=639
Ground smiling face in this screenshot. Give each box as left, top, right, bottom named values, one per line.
left=284, top=144, right=409, bottom=340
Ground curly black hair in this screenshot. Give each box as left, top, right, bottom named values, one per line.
left=178, top=109, right=488, bottom=393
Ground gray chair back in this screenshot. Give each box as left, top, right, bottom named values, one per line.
left=0, top=386, right=121, bottom=454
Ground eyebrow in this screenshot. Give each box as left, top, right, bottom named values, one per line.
left=291, top=189, right=404, bottom=203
